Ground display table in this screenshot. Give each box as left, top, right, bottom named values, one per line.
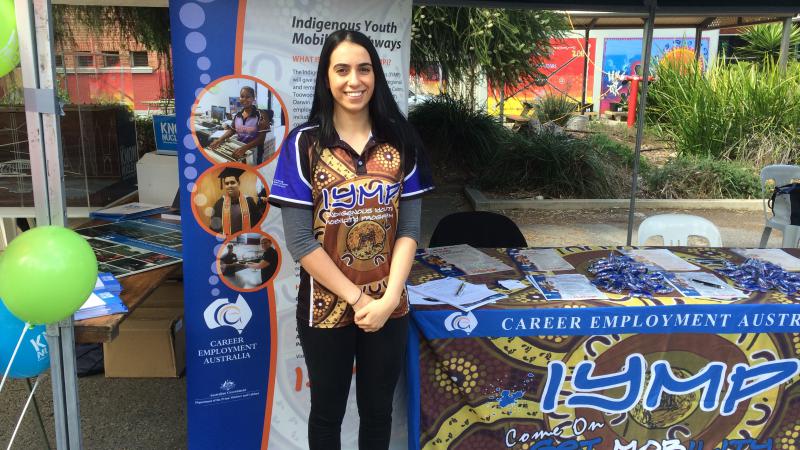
left=407, top=246, right=800, bottom=450
left=73, top=263, right=180, bottom=343
left=73, top=216, right=183, bottom=343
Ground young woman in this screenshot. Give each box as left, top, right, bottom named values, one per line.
left=209, top=86, right=268, bottom=164
left=270, top=30, right=433, bottom=449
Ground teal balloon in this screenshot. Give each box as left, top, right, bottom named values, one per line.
left=0, top=226, right=97, bottom=324
left=0, top=0, right=20, bottom=78
left=0, top=299, right=49, bottom=378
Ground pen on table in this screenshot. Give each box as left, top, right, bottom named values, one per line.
left=691, top=278, right=724, bottom=289
left=455, top=281, right=466, bottom=296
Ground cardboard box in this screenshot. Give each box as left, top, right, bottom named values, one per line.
left=141, top=281, right=185, bottom=310
left=103, top=307, right=185, bottom=378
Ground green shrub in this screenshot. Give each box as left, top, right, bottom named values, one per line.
left=647, top=59, right=800, bottom=162
left=644, top=156, right=760, bottom=199
left=477, top=130, right=635, bottom=198
left=737, top=23, right=800, bottom=62
left=533, top=94, right=576, bottom=126
left=408, top=95, right=506, bottom=172
left=411, top=95, right=649, bottom=199
left=135, top=115, right=156, bottom=157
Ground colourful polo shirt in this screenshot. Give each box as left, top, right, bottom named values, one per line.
left=231, top=108, right=261, bottom=143
left=270, top=123, right=434, bottom=328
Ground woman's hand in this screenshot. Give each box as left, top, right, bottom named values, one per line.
left=351, top=293, right=375, bottom=313
left=209, top=139, right=221, bottom=149
left=354, top=295, right=398, bottom=332
left=232, top=146, right=248, bottom=159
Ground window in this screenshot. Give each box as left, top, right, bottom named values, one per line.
left=76, top=53, right=94, bottom=67
left=130, top=51, right=149, bottom=67
left=103, top=51, right=120, bottom=67
left=54, top=54, right=63, bottom=67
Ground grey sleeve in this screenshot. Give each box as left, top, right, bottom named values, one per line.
left=397, top=198, right=422, bottom=244
left=281, top=206, right=321, bottom=262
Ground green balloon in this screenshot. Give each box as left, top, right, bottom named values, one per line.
left=0, top=0, right=21, bottom=78
left=0, top=226, right=97, bottom=324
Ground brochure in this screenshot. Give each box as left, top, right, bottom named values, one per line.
left=74, top=289, right=128, bottom=321
left=665, top=272, right=746, bottom=300
left=509, top=248, right=574, bottom=272
left=623, top=249, right=700, bottom=271
left=528, top=274, right=608, bottom=301
left=95, top=272, right=122, bottom=294
left=732, top=248, right=800, bottom=271
left=497, top=279, right=528, bottom=291
left=419, top=244, right=513, bottom=276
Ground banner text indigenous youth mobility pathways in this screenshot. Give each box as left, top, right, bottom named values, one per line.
left=291, top=16, right=403, bottom=51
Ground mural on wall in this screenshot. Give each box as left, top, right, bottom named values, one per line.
left=487, top=37, right=597, bottom=117
left=600, top=37, right=709, bottom=113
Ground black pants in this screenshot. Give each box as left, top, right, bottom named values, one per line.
left=298, top=315, right=409, bottom=450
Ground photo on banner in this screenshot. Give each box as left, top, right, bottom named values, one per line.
left=190, top=163, right=269, bottom=237
left=169, top=0, right=412, bottom=448
left=191, top=75, right=289, bottom=167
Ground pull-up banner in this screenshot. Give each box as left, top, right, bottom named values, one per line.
left=169, top=1, right=411, bottom=448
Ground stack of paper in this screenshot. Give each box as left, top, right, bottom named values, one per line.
left=95, top=272, right=122, bottom=294
left=528, top=274, right=608, bottom=301
left=75, top=273, right=127, bottom=321
left=408, top=277, right=506, bottom=311
left=89, top=202, right=172, bottom=221
left=74, top=290, right=128, bottom=321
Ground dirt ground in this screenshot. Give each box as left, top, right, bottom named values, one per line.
left=499, top=207, right=775, bottom=248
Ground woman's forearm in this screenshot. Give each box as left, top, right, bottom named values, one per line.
left=383, top=236, right=417, bottom=306
left=299, top=247, right=362, bottom=303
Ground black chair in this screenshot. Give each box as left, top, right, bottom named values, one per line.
left=428, top=211, right=528, bottom=248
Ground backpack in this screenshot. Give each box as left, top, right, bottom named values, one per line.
left=769, top=183, right=800, bottom=225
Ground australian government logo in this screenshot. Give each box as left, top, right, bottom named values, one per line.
left=194, top=376, right=260, bottom=407
left=198, top=295, right=258, bottom=365
left=444, top=311, right=478, bottom=335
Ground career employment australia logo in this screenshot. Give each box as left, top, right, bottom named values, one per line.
left=204, top=295, right=252, bottom=334
left=444, top=311, right=478, bottom=335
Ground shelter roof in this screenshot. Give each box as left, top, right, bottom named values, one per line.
left=53, top=0, right=800, bottom=30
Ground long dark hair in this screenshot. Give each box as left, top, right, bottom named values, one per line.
left=309, top=30, right=424, bottom=172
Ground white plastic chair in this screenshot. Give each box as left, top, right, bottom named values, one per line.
left=759, top=165, right=800, bottom=248
left=637, top=214, right=722, bottom=246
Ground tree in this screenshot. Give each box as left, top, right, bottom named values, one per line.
left=411, top=6, right=568, bottom=109
left=737, top=23, right=800, bottom=62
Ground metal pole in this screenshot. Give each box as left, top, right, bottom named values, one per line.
left=778, top=17, right=793, bottom=72
left=694, top=27, right=703, bottom=61
left=581, top=26, right=591, bottom=114
left=626, top=6, right=656, bottom=246
left=14, top=0, right=83, bottom=448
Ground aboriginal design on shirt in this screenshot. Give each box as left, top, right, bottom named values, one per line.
left=269, top=123, right=434, bottom=328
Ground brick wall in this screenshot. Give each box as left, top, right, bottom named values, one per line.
left=56, top=14, right=171, bottom=112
